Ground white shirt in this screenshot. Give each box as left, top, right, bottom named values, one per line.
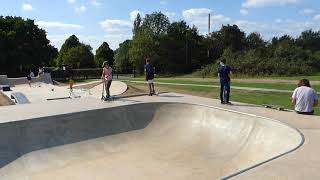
left=292, top=86, right=318, bottom=112
left=30, top=72, right=35, bottom=77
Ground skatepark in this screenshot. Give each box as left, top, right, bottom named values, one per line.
left=0, top=75, right=318, bottom=180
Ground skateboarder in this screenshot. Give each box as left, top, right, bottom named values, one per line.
left=101, top=61, right=113, bottom=100
left=292, top=79, right=318, bottom=115
left=218, top=58, right=232, bottom=104
left=145, top=58, right=155, bottom=96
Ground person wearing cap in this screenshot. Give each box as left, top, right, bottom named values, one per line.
left=101, top=61, right=113, bottom=100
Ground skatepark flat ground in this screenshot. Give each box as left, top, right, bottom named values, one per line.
left=0, top=90, right=319, bottom=179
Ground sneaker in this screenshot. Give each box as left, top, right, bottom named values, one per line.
left=226, top=102, right=233, bottom=105
left=221, top=101, right=226, bottom=104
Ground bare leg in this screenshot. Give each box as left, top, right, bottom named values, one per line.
left=148, top=83, right=152, bottom=95
left=151, top=83, right=155, bottom=94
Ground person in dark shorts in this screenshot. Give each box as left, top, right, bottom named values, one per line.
left=145, top=58, right=155, bottom=96
left=218, top=58, right=232, bottom=104
left=27, top=74, right=32, bottom=87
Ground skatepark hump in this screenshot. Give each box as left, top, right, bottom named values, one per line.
left=0, top=102, right=303, bottom=180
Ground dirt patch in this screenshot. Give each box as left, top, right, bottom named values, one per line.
left=0, top=91, right=15, bottom=106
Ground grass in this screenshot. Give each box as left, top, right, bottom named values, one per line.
left=126, top=81, right=320, bottom=116
left=180, top=72, right=320, bottom=81
left=117, top=76, right=320, bottom=92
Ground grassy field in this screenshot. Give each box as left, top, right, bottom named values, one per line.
left=117, top=77, right=320, bottom=92
left=123, top=76, right=320, bottom=116
left=181, top=72, right=320, bottom=81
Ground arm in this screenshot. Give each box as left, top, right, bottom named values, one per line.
left=292, top=89, right=297, bottom=106
left=101, top=68, right=105, bottom=80
left=292, top=98, right=297, bottom=105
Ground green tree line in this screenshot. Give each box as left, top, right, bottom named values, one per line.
left=115, top=12, right=320, bottom=76
left=1, top=15, right=320, bottom=77
left=0, top=16, right=58, bottom=77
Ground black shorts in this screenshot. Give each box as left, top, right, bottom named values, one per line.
left=146, top=74, right=154, bottom=81
left=27, top=77, right=31, bottom=81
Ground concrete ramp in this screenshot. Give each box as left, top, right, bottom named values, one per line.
left=10, top=92, right=30, bottom=104
left=0, top=103, right=303, bottom=180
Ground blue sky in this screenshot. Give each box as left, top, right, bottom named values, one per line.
left=1, top=0, right=320, bottom=51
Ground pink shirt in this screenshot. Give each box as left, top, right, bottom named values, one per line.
left=102, top=67, right=112, bottom=81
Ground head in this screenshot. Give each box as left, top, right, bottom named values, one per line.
left=102, top=61, right=109, bottom=68
left=298, top=79, right=311, bottom=87
left=146, top=58, right=151, bottom=64
left=220, top=58, right=226, bottom=65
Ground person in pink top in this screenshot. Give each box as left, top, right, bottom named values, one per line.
left=101, top=61, right=113, bottom=99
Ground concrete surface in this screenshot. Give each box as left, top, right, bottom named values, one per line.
left=10, top=92, right=30, bottom=104
left=0, top=97, right=303, bottom=180
left=3, top=81, right=127, bottom=104
left=0, top=86, right=318, bottom=180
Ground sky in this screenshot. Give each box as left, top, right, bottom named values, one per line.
left=1, top=0, right=320, bottom=51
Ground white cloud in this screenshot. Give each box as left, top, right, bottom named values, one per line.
left=300, top=9, right=316, bottom=15
left=242, top=0, right=300, bottom=8
left=47, top=34, right=103, bottom=51
left=130, top=10, right=144, bottom=21
left=104, top=34, right=132, bottom=49
left=91, top=0, right=102, bottom=7
left=182, top=8, right=212, bottom=20
left=240, top=9, right=249, bottom=16
left=160, top=1, right=167, bottom=5
left=67, top=0, right=76, bottom=4
left=183, top=8, right=230, bottom=34
left=100, top=19, right=132, bottom=33
left=36, top=21, right=83, bottom=29
left=314, top=14, right=320, bottom=21
left=75, top=5, right=86, bottom=14
left=164, top=11, right=176, bottom=19
left=22, top=3, right=33, bottom=12
left=234, top=19, right=319, bottom=39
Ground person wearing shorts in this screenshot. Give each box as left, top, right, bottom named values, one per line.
left=101, top=61, right=113, bottom=100
left=145, top=58, right=155, bottom=96
left=27, top=74, right=32, bottom=87
left=292, top=79, right=318, bottom=115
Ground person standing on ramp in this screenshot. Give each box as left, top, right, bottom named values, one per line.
left=218, top=58, right=232, bottom=104
left=101, top=61, right=113, bottom=100
left=145, top=58, right=155, bottom=96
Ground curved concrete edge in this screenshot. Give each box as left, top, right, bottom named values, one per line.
left=0, top=101, right=304, bottom=179
left=10, top=92, right=30, bottom=104
left=185, top=103, right=305, bottom=180
left=86, top=81, right=128, bottom=97
left=6, top=73, right=53, bottom=86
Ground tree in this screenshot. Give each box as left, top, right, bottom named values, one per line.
left=63, top=44, right=95, bottom=68
left=133, top=13, right=142, bottom=36
left=114, top=40, right=132, bottom=72
left=141, top=12, right=170, bottom=36
left=209, top=25, right=246, bottom=52
left=95, top=42, right=114, bottom=67
left=246, top=32, right=266, bottom=49
left=56, top=35, right=96, bottom=68
left=296, top=30, right=320, bottom=52
left=55, top=35, right=81, bottom=67
left=0, top=16, right=58, bottom=76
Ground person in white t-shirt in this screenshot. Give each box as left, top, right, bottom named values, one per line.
left=292, top=79, right=318, bottom=115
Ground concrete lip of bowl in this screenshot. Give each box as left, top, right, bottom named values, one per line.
left=0, top=102, right=303, bottom=180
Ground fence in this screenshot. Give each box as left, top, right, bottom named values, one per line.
left=51, top=68, right=135, bottom=81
